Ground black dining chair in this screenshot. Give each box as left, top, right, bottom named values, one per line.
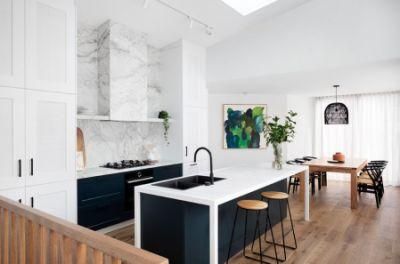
left=287, top=157, right=322, bottom=195
left=357, top=163, right=387, bottom=208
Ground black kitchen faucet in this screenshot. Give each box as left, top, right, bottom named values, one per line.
left=194, top=147, right=214, bottom=185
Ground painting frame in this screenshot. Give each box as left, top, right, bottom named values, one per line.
left=223, top=104, right=267, bottom=149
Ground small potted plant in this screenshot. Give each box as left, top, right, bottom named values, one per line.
left=264, top=110, right=297, bottom=169
left=158, top=110, right=170, bottom=145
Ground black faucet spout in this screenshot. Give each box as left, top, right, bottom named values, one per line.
left=194, top=147, right=214, bottom=185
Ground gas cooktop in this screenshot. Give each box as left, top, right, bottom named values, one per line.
left=101, top=160, right=155, bottom=170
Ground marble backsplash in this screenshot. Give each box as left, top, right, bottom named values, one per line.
left=77, top=22, right=165, bottom=168
left=78, top=120, right=164, bottom=168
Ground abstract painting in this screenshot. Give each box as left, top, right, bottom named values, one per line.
left=223, top=104, right=267, bottom=149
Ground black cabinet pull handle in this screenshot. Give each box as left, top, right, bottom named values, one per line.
left=30, top=158, right=33, bottom=176
left=185, top=146, right=188, bottom=157
left=18, top=199, right=22, bottom=204
left=31, top=197, right=34, bottom=208
left=18, top=159, right=22, bottom=177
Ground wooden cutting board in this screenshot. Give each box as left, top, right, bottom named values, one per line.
left=77, top=127, right=86, bottom=168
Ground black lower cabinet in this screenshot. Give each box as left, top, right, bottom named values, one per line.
left=153, top=164, right=183, bottom=182
left=140, top=179, right=287, bottom=264
left=78, top=163, right=183, bottom=230
left=78, top=173, right=125, bottom=230
left=141, top=193, right=210, bottom=264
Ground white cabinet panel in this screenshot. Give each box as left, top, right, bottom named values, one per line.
left=183, top=44, right=207, bottom=108
left=183, top=161, right=210, bottom=176
left=183, top=107, right=208, bottom=163
left=0, top=188, right=25, bottom=204
left=26, top=91, right=76, bottom=186
left=0, top=88, right=25, bottom=190
left=0, top=0, right=24, bottom=87
left=26, top=180, right=76, bottom=223
left=183, top=162, right=198, bottom=176
left=26, top=0, right=76, bottom=93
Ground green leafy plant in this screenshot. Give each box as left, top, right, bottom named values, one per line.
left=158, top=110, right=170, bottom=145
left=263, top=110, right=297, bottom=169
left=263, top=110, right=297, bottom=145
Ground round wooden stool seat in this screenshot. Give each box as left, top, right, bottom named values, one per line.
left=261, top=191, right=289, bottom=200
left=237, top=200, right=268, bottom=211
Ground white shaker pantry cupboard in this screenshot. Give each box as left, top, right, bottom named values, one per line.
left=0, top=0, right=77, bottom=223
left=0, top=188, right=26, bottom=205
left=0, top=88, right=25, bottom=190
left=25, top=181, right=77, bottom=222
left=25, top=91, right=76, bottom=186
left=25, top=0, right=76, bottom=94
left=0, top=0, right=25, bottom=88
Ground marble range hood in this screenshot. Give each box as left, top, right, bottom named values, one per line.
left=97, top=20, right=148, bottom=122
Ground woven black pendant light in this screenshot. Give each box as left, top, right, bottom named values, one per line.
left=324, top=85, right=349, bottom=125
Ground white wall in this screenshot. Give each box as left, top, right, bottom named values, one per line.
left=208, top=93, right=287, bottom=169
left=286, top=95, right=315, bottom=160
left=208, top=93, right=315, bottom=169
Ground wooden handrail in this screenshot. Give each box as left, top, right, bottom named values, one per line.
left=0, top=195, right=168, bottom=264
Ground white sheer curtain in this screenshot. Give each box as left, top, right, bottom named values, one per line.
left=314, top=92, right=400, bottom=186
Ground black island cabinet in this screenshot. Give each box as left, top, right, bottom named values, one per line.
left=140, top=179, right=287, bottom=264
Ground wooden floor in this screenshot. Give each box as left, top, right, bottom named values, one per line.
left=106, top=181, right=400, bottom=264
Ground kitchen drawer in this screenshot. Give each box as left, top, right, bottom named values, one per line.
left=78, top=194, right=124, bottom=230
left=78, top=173, right=124, bottom=203
left=78, top=191, right=123, bottom=208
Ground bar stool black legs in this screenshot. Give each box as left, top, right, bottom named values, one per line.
left=250, top=208, right=279, bottom=264
left=226, top=200, right=278, bottom=264
left=260, top=192, right=297, bottom=262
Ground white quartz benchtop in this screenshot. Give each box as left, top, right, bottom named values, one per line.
left=77, top=161, right=183, bottom=179
left=136, top=163, right=306, bottom=206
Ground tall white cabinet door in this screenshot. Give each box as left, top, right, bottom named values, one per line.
left=25, top=0, right=76, bottom=94
left=26, top=181, right=76, bottom=223
left=183, top=107, right=208, bottom=163
left=0, top=88, right=25, bottom=190
left=26, top=90, right=76, bottom=186
left=0, top=188, right=25, bottom=204
left=182, top=45, right=207, bottom=108
left=183, top=107, right=199, bottom=163
left=0, top=0, right=24, bottom=88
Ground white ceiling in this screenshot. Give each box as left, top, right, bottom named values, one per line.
left=207, top=0, right=400, bottom=95
left=76, top=0, right=311, bottom=48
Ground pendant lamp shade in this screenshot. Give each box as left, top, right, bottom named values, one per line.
left=324, top=85, right=349, bottom=125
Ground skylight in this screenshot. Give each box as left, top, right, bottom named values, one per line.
left=220, top=0, right=278, bottom=16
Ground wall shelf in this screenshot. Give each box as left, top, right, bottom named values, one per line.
left=77, top=114, right=110, bottom=121
left=77, top=114, right=172, bottom=123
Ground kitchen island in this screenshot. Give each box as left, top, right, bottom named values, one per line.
left=135, top=163, right=309, bottom=264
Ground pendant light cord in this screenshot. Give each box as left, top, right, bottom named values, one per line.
left=334, top=84, right=340, bottom=103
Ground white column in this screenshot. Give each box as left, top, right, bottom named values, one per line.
left=209, top=202, right=219, bottom=264
left=134, top=189, right=141, bottom=247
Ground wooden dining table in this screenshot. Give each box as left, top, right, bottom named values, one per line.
left=302, top=158, right=368, bottom=209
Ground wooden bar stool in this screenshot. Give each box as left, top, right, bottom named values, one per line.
left=226, top=200, right=278, bottom=264
left=258, top=191, right=297, bottom=262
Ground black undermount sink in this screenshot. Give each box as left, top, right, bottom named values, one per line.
left=153, top=175, right=225, bottom=190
